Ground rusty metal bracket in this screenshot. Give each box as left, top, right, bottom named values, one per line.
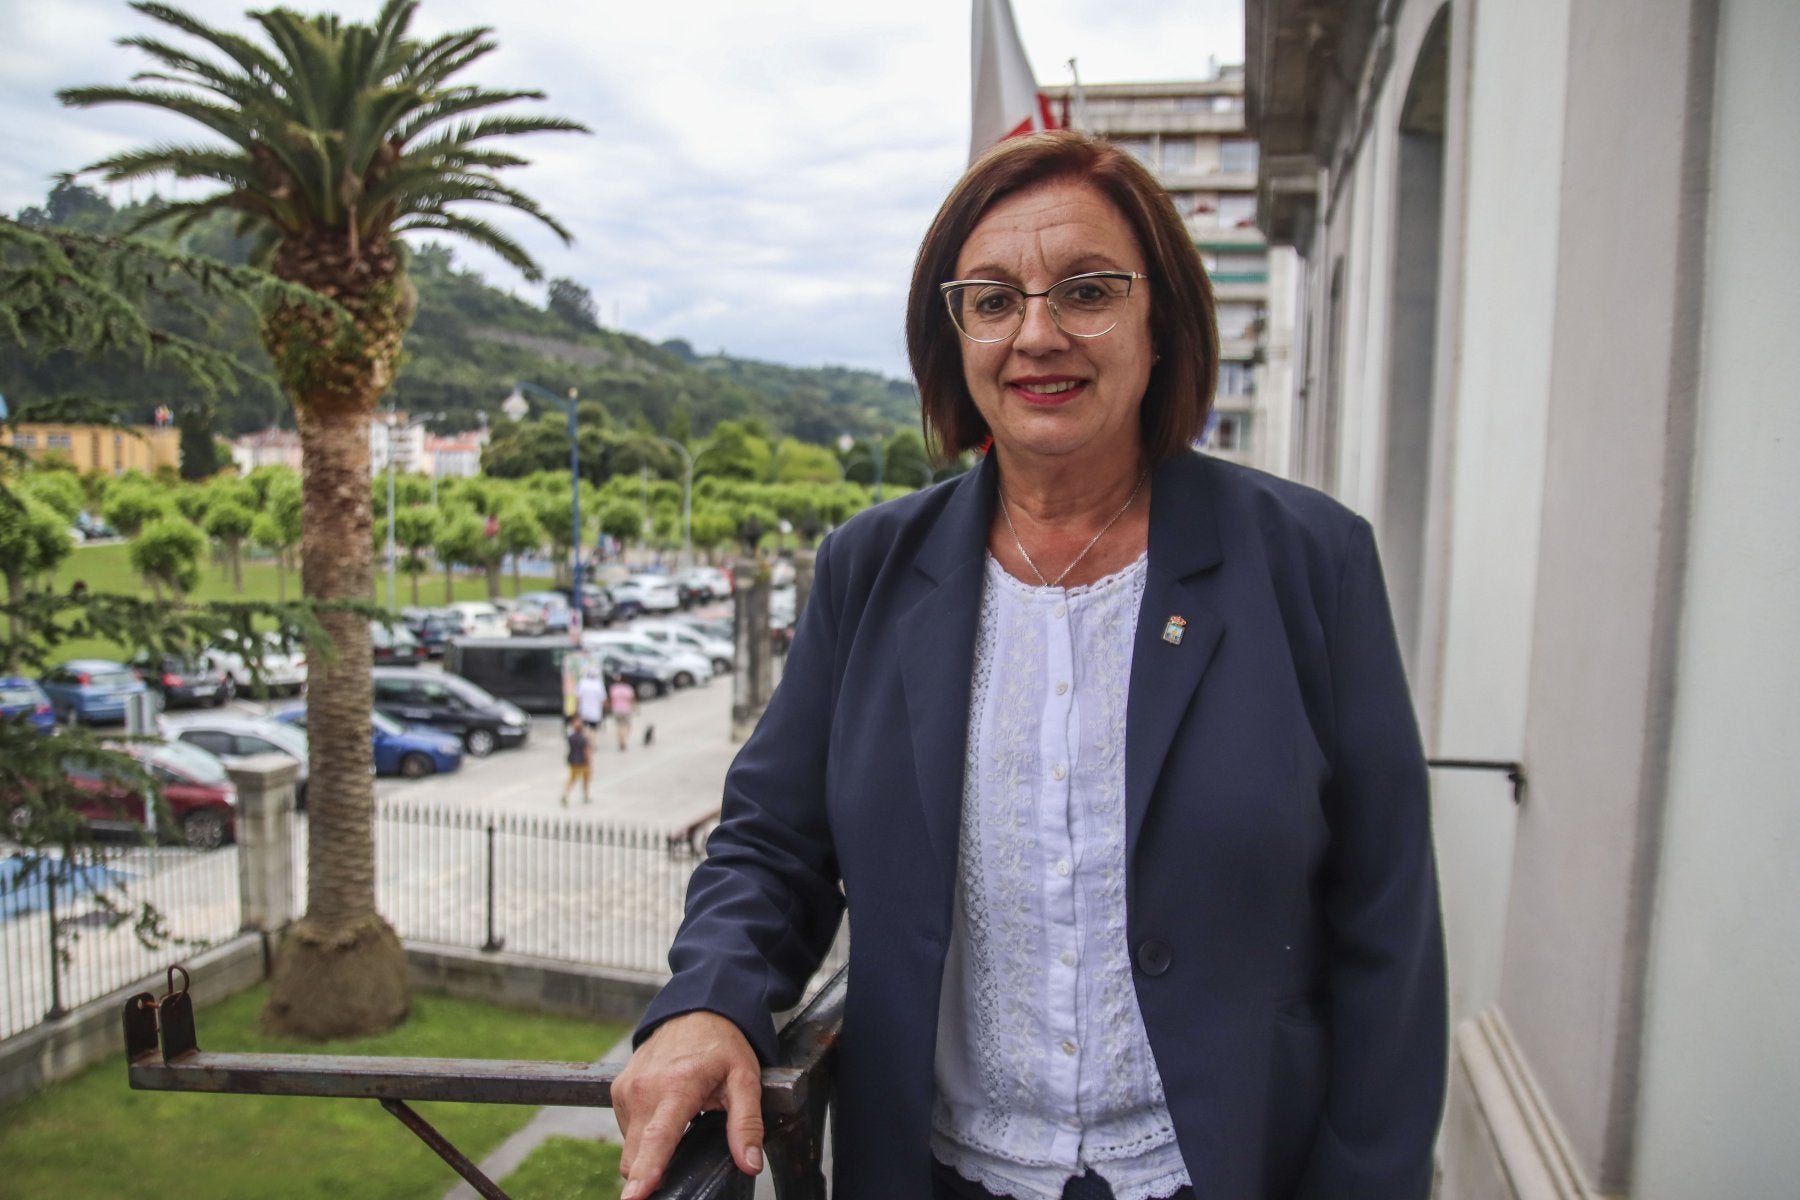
left=122, top=964, right=847, bottom=1200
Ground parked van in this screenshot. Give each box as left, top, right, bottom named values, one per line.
left=444, top=637, right=571, bottom=713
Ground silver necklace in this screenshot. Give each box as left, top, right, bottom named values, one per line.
left=997, top=470, right=1148, bottom=589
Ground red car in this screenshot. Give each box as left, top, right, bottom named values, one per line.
left=66, top=741, right=238, bottom=850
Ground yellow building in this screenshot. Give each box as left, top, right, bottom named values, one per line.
left=0, top=423, right=181, bottom=475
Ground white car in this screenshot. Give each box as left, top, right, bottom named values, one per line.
left=158, top=711, right=310, bottom=805
left=628, top=618, right=735, bottom=675
left=582, top=631, right=712, bottom=688
left=204, top=631, right=307, bottom=697
left=674, top=565, right=732, bottom=602
left=612, top=575, right=682, bottom=614
left=446, top=600, right=510, bottom=639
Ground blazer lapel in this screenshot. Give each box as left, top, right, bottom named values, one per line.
left=898, top=457, right=996, bottom=897
left=1125, top=453, right=1225, bottom=852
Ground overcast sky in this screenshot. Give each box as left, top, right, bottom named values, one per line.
left=0, top=0, right=1244, bottom=380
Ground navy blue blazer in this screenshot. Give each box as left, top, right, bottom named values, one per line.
left=639, top=449, right=1446, bottom=1198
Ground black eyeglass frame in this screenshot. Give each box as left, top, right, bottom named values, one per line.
left=938, top=270, right=1149, bottom=343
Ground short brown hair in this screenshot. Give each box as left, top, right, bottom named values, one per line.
left=907, top=130, right=1220, bottom=463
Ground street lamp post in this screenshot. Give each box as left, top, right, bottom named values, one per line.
left=655, top=436, right=694, bottom=564
left=512, top=381, right=584, bottom=626
left=384, top=409, right=445, bottom=613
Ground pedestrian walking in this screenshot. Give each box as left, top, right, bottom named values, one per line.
left=607, top=678, right=636, bottom=751
left=561, top=717, right=591, bottom=806
left=577, top=669, right=607, bottom=727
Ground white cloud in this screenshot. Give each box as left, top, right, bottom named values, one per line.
left=1, top=0, right=1245, bottom=377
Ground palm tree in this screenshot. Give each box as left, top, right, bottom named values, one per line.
left=61, top=0, right=586, bottom=1038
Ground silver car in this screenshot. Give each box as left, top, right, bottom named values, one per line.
left=159, top=711, right=310, bottom=806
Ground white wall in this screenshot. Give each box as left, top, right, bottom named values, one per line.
left=1427, top=0, right=1571, bottom=1025
left=1633, top=3, right=1800, bottom=1195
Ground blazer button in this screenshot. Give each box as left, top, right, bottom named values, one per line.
left=1136, top=939, right=1172, bottom=977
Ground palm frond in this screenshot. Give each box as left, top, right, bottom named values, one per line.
left=393, top=211, right=540, bottom=280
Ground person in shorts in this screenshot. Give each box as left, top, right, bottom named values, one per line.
left=562, top=717, right=591, bottom=805
left=607, top=677, right=635, bottom=751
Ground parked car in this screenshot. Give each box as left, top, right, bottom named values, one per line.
left=369, top=667, right=529, bottom=757
left=273, top=704, right=463, bottom=779
left=204, top=631, right=307, bottom=697
left=628, top=618, right=735, bottom=675
left=370, top=620, right=425, bottom=667
left=0, top=677, right=57, bottom=735
left=674, top=565, right=733, bottom=604
left=130, top=651, right=235, bottom=709
left=582, top=631, right=712, bottom=688
left=38, top=659, right=149, bottom=725
left=12, top=740, right=238, bottom=849
left=517, top=591, right=574, bottom=632
left=159, top=712, right=309, bottom=806
left=563, top=583, right=617, bottom=628
left=400, top=607, right=460, bottom=657
left=610, top=575, right=681, bottom=615
left=446, top=600, right=511, bottom=639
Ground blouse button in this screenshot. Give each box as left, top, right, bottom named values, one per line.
left=1056, top=859, right=1072, bottom=877
left=1055, top=681, right=1069, bottom=695
left=1060, top=950, right=1076, bottom=967
left=1052, top=764, right=1066, bottom=780
left=1060, top=1039, right=1078, bottom=1057
left=1053, top=603, right=1066, bottom=619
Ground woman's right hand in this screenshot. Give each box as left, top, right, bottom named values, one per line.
left=612, top=1010, right=765, bottom=1199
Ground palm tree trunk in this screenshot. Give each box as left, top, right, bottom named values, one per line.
left=264, top=384, right=408, bottom=1039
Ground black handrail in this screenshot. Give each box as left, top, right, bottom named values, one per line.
left=123, top=964, right=844, bottom=1199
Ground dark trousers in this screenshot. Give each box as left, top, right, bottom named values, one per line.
left=931, top=1158, right=1195, bottom=1200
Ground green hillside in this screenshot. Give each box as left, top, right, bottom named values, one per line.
left=2, top=182, right=919, bottom=448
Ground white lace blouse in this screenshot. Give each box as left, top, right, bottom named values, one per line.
left=930, top=553, right=1192, bottom=1200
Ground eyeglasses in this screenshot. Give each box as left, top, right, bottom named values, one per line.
left=939, top=271, right=1147, bottom=343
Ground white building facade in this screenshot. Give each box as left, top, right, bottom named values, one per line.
left=1248, top=1, right=1799, bottom=1196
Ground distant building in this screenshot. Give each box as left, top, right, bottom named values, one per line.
left=425, top=431, right=485, bottom=480
left=1044, top=68, right=1298, bottom=477
left=1, top=422, right=180, bottom=474
left=230, top=428, right=303, bottom=473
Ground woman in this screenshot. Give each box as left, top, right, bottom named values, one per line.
left=614, top=130, right=1445, bottom=1200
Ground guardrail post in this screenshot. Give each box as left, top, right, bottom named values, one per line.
left=44, top=867, right=66, bottom=1021
left=481, top=822, right=503, bottom=953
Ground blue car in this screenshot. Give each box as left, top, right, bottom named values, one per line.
left=38, top=659, right=148, bottom=725
left=0, top=677, right=57, bottom=735
left=273, top=705, right=463, bottom=779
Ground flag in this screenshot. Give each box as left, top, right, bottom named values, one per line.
left=969, top=0, right=1058, bottom=162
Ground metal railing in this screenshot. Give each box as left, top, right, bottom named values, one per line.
left=124, top=961, right=844, bottom=1199
left=1, top=845, right=239, bottom=1041
left=289, top=802, right=699, bottom=973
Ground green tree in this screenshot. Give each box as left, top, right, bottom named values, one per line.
left=101, top=481, right=172, bottom=536
left=693, top=419, right=770, bottom=482
left=177, top=403, right=222, bottom=479
left=61, top=0, right=587, bottom=1038
left=204, top=497, right=255, bottom=592
left=129, top=517, right=207, bottom=601
left=389, top=505, right=439, bottom=605
left=0, top=495, right=75, bottom=664
left=19, top=471, right=85, bottom=524
left=545, top=276, right=599, bottom=331
left=432, top=508, right=492, bottom=603
left=493, top=500, right=544, bottom=596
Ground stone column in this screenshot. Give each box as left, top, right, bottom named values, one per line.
left=227, top=754, right=298, bottom=934
left=731, top=555, right=772, bottom=741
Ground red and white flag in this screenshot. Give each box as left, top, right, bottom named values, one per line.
left=969, top=0, right=1059, bottom=162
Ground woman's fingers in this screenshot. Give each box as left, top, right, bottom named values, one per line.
left=614, top=1012, right=765, bottom=1198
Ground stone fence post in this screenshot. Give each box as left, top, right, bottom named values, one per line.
left=226, top=754, right=298, bottom=934
left=732, top=555, right=772, bottom=741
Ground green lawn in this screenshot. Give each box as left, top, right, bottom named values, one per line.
left=0, top=984, right=628, bottom=1200
left=46, top=541, right=549, bottom=661
left=499, top=1136, right=624, bottom=1200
